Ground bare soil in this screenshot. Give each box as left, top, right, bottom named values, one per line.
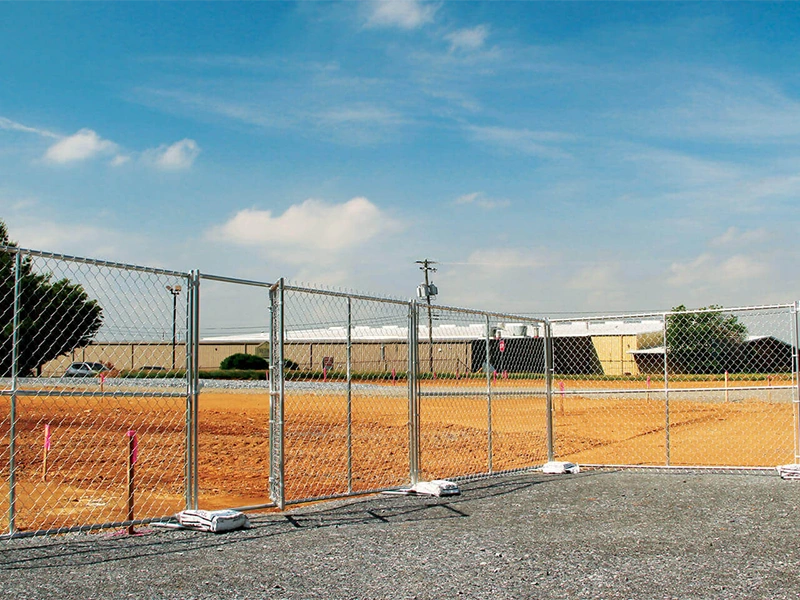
left=1, top=378, right=794, bottom=533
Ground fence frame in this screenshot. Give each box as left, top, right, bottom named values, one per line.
left=2, top=243, right=799, bottom=538
left=0, top=246, right=195, bottom=538
left=548, top=304, right=798, bottom=470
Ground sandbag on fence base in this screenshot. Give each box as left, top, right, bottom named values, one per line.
left=777, top=464, right=800, bottom=480
left=176, top=509, right=250, bottom=533
left=541, top=461, right=581, bottom=475
left=382, top=479, right=461, bottom=497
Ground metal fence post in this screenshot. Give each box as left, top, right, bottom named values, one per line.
left=184, top=272, right=194, bottom=510
left=8, top=251, right=21, bottom=534
left=269, top=278, right=285, bottom=509
left=408, top=300, right=420, bottom=485
left=187, top=270, right=201, bottom=510
left=663, top=313, right=671, bottom=466
left=485, top=315, right=493, bottom=473
left=346, top=296, right=353, bottom=493
left=544, top=319, right=554, bottom=463
left=792, top=302, right=800, bottom=463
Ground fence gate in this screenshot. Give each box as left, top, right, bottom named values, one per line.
left=414, top=303, right=550, bottom=482
left=1, top=247, right=193, bottom=537
left=278, top=284, right=412, bottom=506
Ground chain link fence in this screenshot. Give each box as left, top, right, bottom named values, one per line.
left=549, top=305, right=799, bottom=469
left=2, top=244, right=799, bottom=537
left=277, top=284, right=413, bottom=506
left=1, top=247, right=193, bottom=537
left=414, top=305, right=549, bottom=482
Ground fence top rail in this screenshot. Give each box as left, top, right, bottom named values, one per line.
left=426, top=302, right=547, bottom=324
left=548, top=303, right=795, bottom=324
left=199, top=272, right=274, bottom=288
left=283, top=283, right=411, bottom=307
left=1, top=245, right=190, bottom=278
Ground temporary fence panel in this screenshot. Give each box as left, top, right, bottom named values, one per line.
left=664, top=305, right=796, bottom=468
left=489, top=316, right=549, bottom=474
left=3, top=242, right=800, bottom=538
left=550, top=305, right=797, bottom=469
left=548, top=313, right=669, bottom=467
left=415, top=304, right=549, bottom=482
left=280, top=285, right=412, bottom=505
left=0, top=247, right=192, bottom=536
left=195, top=273, right=275, bottom=513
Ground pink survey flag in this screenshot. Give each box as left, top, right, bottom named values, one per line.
left=44, top=424, right=51, bottom=451
left=127, top=430, right=138, bottom=464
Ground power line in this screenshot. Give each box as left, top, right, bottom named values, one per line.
left=416, top=259, right=437, bottom=374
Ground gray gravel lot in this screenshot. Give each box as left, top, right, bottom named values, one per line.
left=2, top=470, right=799, bottom=599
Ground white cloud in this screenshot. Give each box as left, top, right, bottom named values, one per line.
left=44, top=129, right=117, bottom=164
left=0, top=116, right=59, bottom=139
left=318, top=105, right=403, bottom=126
left=2, top=115, right=199, bottom=171
left=567, top=264, right=628, bottom=309
left=649, top=74, right=800, bottom=143
left=667, top=253, right=768, bottom=287
left=144, top=139, right=201, bottom=170
left=435, top=248, right=551, bottom=311
left=445, top=25, right=489, bottom=52
left=365, top=0, right=437, bottom=29
left=453, top=192, right=510, bottom=210
left=212, top=197, right=401, bottom=254
left=467, top=125, right=573, bottom=158
left=710, top=227, right=768, bottom=247
left=458, top=248, right=547, bottom=271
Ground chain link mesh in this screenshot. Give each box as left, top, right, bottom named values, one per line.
left=550, top=306, right=797, bottom=468
left=3, top=244, right=799, bottom=537
left=1, top=249, right=190, bottom=534
left=416, top=306, right=548, bottom=481
left=281, top=287, right=410, bottom=504
left=194, top=276, right=273, bottom=511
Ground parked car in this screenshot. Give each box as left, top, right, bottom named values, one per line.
left=63, top=362, right=111, bottom=377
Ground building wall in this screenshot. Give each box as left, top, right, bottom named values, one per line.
left=41, top=343, right=189, bottom=375
left=591, top=335, right=640, bottom=376
left=40, top=335, right=645, bottom=376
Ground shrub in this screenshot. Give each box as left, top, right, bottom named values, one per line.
left=220, top=353, right=268, bottom=370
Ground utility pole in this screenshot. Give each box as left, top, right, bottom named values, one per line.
left=166, top=285, right=182, bottom=370
left=416, top=259, right=437, bottom=375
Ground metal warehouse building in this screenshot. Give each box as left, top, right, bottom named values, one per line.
left=201, top=319, right=665, bottom=376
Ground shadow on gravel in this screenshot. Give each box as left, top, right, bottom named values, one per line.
left=0, top=471, right=601, bottom=572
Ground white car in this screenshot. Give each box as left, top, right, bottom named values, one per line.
left=63, top=362, right=110, bottom=377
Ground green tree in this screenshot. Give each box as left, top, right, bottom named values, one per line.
left=666, top=305, right=747, bottom=374
left=0, top=221, right=103, bottom=376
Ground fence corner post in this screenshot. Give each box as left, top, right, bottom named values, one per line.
left=269, top=278, right=286, bottom=510
left=544, top=319, right=554, bottom=463
left=408, top=300, right=420, bottom=486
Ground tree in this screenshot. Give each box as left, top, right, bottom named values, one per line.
left=0, top=221, right=103, bottom=376
left=666, top=305, right=747, bottom=374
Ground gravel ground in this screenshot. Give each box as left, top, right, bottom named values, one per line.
left=2, top=470, right=799, bottom=599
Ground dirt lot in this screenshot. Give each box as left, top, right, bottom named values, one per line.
left=0, top=378, right=795, bottom=533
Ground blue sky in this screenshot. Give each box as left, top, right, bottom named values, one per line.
left=1, top=1, right=800, bottom=315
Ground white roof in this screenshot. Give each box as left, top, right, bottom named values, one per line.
left=202, top=319, right=664, bottom=344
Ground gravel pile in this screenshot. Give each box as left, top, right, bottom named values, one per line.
left=2, top=470, right=800, bottom=599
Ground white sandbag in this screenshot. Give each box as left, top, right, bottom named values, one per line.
left=541, top=461, right=580, bottom=475
left=777, top=464, right=800, bottom=480
left=176, top=509, right=250, bottom=533
left=411, top=479, right=460, bottom=497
